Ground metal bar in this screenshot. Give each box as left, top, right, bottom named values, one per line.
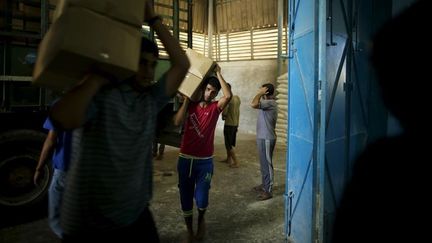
left=187, top=0, right=193, bottom=48
left=0, top=31, right=41, bottom=39
left=0, top=76, right=33, bottom=81
left=344, top=0, right=353, bottom=182
left=293, top=0, right=301, bottom=28
left=41, top=0, right=48, bottom=36
left=277, top=0, right=283, bottom=76
left=38, top=87, right=42, bottom=107
left=203, top=34, right=207, bottom=55
left=285, top=0, right=294, bottom=238
left=326, top=40, right=348, bottom=130
left=288, top=0, right=295, bottom=59
left=327, top=0, right=337, bottom=46
left=354, top=0, right=359, bottom=51
left=1, top=46, right=6, bottom=109
left=207, top=0, right=214, bottom=58
left=339, top=0, right=350, bottom=39
left=226, top=32, right=229, bottom=61
left=312, top=0, right=327, bottom=242
left=217, top=33, right=220, bottom=60
left=173, top=0, right=180, bottom=40
left=149, top=0, right=155, bottom=41
left=250, top=28, right=254, bottom=60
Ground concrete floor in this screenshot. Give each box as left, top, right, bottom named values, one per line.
left=0, top=130, right=287, bottom=243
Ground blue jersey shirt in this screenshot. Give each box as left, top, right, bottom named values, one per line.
left=43, top=117, right=72, bottom=171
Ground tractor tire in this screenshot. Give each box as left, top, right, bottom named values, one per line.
left=0, top=129, right=52, bottom=208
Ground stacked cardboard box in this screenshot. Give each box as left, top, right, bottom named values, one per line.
left=178, top=48, right=216, bottom=101
left=18, top=2, right=55, bottom=29
left=33, top=0, right=145, bottom=90
left=53, top=0, right=144, bottom=27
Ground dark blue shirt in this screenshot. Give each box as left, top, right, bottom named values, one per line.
left=43, top=117, right=72, bottom=171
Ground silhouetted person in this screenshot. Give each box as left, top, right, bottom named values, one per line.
left=50, top=2, right=190, bottom=242
left=251, top=83, right=277, bottom=201
left=152, top=142, right=165, bottom=160
left=332, top=1, right=429, bottom=242
left=34, top=116, right=72, bottom=239
left=221, top=83, right=241, bottom=168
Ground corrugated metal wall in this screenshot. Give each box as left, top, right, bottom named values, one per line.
left=215, top=0, right=285, bottom=33
left=155, top=0, right=208, bottom=33
left=156, top=0, right=286, bottom=34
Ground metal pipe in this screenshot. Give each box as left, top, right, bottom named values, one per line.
left=312, top=0, right=327, bottom=242
left=173, top=0, right=180, bottom=40
left=207, top=0, right=213, bottom=58
left=150, top=0, right=155, bottom=41
left=285, top=0, right=294, bottom=238
left=277, top=0, right=284, bottom=76
left=288, top=0, right=295, bottom=59
left=226, top=31, right=229, bottom=61
left=2, top=45, right=6, bottom=109
left=328, top=0, right=337, bottom=46
left=41, top=0, right=48, bottom=36
left=187, top=0, right=193, bottom=48
left=0, top=31, right=41, bottom=39
left=344, top=0, right=353, bottom=183
left=250, top=29, right=253, bottom=60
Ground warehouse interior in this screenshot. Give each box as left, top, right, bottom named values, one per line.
left=0, top=0, right=422, bottom=242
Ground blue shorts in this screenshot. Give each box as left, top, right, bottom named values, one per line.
left=177, top=155, right=213, bottom=216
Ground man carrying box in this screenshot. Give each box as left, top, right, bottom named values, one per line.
left=50, top=1, right=190, bottom=242
left=173, top=65, right=232, bottom=243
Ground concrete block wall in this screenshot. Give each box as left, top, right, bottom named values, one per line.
left=216, top=60, right=278, bottom=134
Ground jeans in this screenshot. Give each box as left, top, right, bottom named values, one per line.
left=48, top=169, right=67, bottom=239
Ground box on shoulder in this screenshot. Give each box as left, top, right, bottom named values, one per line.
left=178, top=48, right=216, bottom=102
left=32, top=7, right=141, bottom=91
left=53, top=0, right=145, bottom=27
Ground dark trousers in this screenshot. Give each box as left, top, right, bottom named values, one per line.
left=62, top=207, right=159, bottom=243
left=223, top=125, right=238, bottom=150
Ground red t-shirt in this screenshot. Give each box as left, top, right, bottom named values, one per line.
left=180, top=101, right=221, bottom=157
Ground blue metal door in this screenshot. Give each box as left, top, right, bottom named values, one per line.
left=285, top=0, right=391, bottom=242
left=323, top=1, right=391, bottom=241
left=285, top=0, right=326, bottom=242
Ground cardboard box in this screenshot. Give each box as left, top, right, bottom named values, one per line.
left=178, top=48, right=216, bottom=101
left=22, top=5, right=41, bottom=18
left=33, top=7, right=141, bottom=90
left=11, top=19, right=24, bottom=30
left=53, top=0, right=145, bottom=27
left=24, top=21, right=41, bottom=32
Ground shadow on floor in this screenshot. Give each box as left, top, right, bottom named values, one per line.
left=0, top=197, right=48, bottom=229
left=0, top=131, right=287, bottom=243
